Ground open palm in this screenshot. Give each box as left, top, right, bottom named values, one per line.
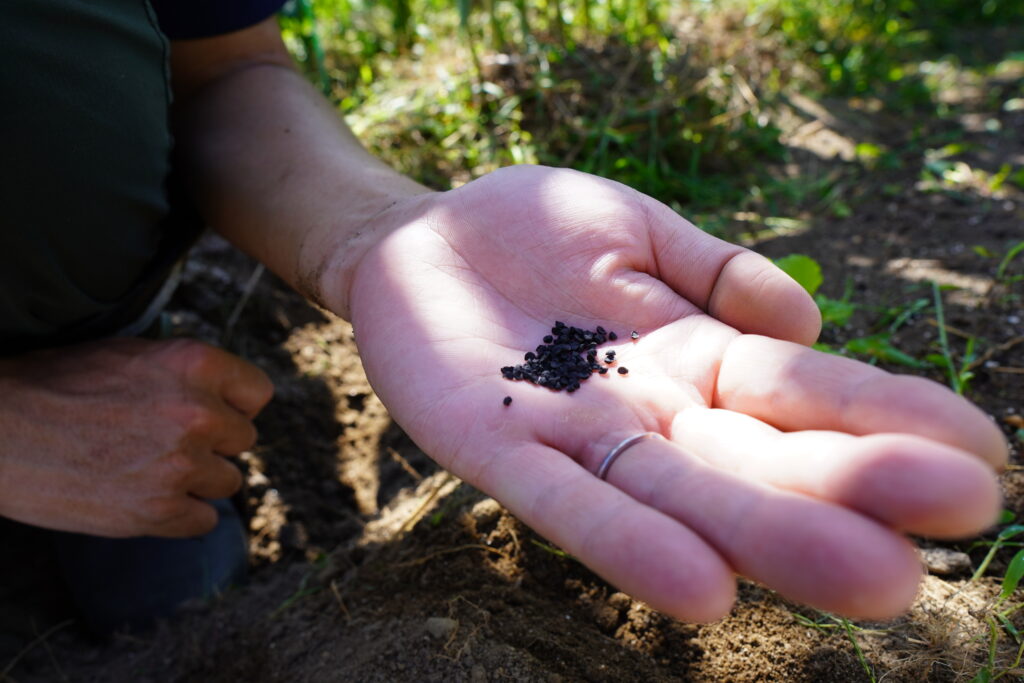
left=347, top=165, right=1006, bottom=621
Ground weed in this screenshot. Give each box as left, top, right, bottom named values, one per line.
left=929, top=280, right=977, bottom=395
left=792, top=611, right=878, bottom=681
left=269, top=569, right=323, bottom=619
left=530, top=538, right=574, bottom=560
left=996, top=241, right=1024, bottom=284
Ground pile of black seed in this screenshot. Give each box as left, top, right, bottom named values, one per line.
left=500, top=321, right=630, bottom=396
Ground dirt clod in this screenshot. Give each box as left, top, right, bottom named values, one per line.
left=425, top=616, right=459, bottom=640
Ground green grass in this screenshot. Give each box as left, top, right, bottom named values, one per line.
left=930, top=281, right=977, bottom=396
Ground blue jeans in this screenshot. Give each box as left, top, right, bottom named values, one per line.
left=51, top=499, right=248, bottom=634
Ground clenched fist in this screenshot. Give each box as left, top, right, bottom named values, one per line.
left=0, top=338, right=273, bottom=537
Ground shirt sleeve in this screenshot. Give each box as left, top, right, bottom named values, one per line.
left=149, top=0, right=288, bottom=40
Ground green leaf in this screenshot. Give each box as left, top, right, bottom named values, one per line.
left=1010, top=167, right=1024, bottom=190
left=997, top=240, right=1024, bottom=280
left=1000, top=509, right=1017, bottom=525
left=774, top=254, right=823, bottom=296
left=997, top=613, right=1022, bottom=644
left=1001, top=549, right=1024, bottom=599
left=969, top=666, right=992, bottom=683
left=997, top=525, right=1024, bottom=541
left=855, top=142, right=883, bottom=160
left=845, top=335, right=926, bottom=368
left=816, top=295, right=856, bottom=327
left=832, top=201, right=852, bottom=218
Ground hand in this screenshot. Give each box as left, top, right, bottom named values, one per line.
left=342, top=165, right=1008, bottom=621
left=0, top=338, right=273, bottom=537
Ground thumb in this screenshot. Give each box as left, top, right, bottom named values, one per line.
left=642, top=196, right=821, bottom=345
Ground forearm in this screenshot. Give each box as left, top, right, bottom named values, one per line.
left=172, top=40, right=432, bottom=319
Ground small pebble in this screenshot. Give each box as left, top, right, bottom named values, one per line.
left=467, top=498, right=503, bottom=526
left=503, top=396, right=512, bottom=406
left=920, top=547, right=972, bottom=575
left=425, top=617, right=459, bottom=640
left=608, top=331, right=618, bottom=340
left=630, top=330, right=639, bottom=340
left=617, top=367, right=629, bottom=375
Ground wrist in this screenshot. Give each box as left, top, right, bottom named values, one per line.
left=310, top=187, right=439, bottom=321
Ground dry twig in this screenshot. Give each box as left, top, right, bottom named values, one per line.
left=0, top=620, right=73, bottom=682
left=966, top=335, right=1024, bottom=371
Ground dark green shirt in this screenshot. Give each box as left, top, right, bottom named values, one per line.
left=0, top=0, right=283, bottom=355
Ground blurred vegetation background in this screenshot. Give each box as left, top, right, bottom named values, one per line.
left=278, top=0, right=1024, bottom=236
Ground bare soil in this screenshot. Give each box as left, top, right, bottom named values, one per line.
left=3, top=57, right=1023, bottom=683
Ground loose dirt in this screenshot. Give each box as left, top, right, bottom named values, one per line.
left=2, top=61, right=1022, bottom=683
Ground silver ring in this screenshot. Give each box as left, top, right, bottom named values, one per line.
left=596, top=432, right=665, bottom=480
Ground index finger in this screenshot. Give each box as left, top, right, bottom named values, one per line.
left=714, top=334, right=1008, bottom=467
left=165, top=340, right=275, bottom=419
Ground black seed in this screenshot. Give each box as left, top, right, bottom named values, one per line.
left=618, top=366, right=629, bottom=374
left=503, top=396, right=512, bottom=406
left=608, top=331, right=617, bottom=341
left=630, top=330, right=639, bottom=340
left=502, top=321, right=630, bottom=394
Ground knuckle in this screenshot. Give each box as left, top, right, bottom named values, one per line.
left=172, top=401, right=221, bottom=435
left=163, top=339, right=220, bottom=376
left=162, top=450, right=199, bottom=487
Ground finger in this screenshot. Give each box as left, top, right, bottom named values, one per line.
left=183, top=453, right=244, bottom=501
left=641, top=198, right=821, bottom=344
left=167, top=340, right=275, bottom=418
left=160, top=448, right=244, bottom=501
left=715, top=334, right=1009, bottom=467
left=575, top=434, right=922, bottom=619
left=208, top=400, right=260, bottom=455
left=177, top=394, right=260, bottom=455
left=141, top=495, right=220, bottom=538
left=466, top=442, right=737, bottom=623
left=673, top=408, right=1001, bottom=538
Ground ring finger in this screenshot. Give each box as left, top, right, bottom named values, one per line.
left=575, top=431, right=923, bottom=619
